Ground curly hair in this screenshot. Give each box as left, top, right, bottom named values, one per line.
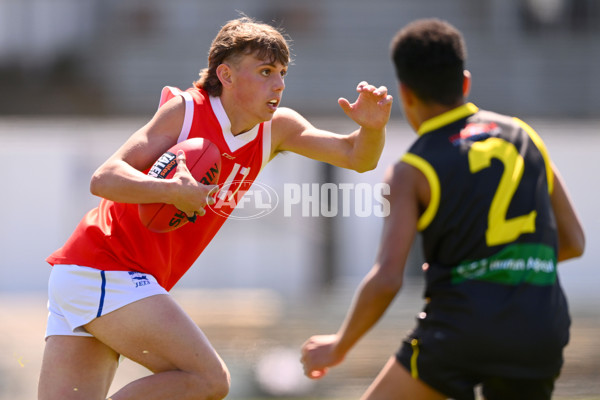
left=390, top=19, right=467, bottom=106
left=194, top=17, right=291, bottom=97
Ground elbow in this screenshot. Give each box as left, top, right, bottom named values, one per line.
left=382, top=275, right=403, bottom=295
left=558, top=247, right=584, bottom=263
left=89, top=169, right=107, bottom=197
left=558, top=233, right=586, bottom=262
left=352, top=160, right=379, bottom=174
left=373, top=266, right=404, bottom=295
left=572, top=234, right=586, bottom=258
left=569, top=237, right=586, bottom=259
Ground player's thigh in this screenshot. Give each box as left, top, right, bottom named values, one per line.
left=85, top=293, right=227, bottom=378
left=38, top=335, right=119, bottom=400
left=362, top=356, right=446, bottom=400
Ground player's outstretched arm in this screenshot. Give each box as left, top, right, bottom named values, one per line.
left=271, top=81, right=392, bottom=172
left=551, top=164, right=585, bottom=262
left=301, top=162, right=420, bottom=380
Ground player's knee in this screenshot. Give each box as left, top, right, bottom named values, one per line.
left=206, top=366, right=230, bottom=400
left=188, top=364, right=230, bottom=400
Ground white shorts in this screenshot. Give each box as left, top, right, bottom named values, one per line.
left=46, top=264, right=168, bottom=338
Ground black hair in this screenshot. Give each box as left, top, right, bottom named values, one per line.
left=390, top=18, right=466, bottom=105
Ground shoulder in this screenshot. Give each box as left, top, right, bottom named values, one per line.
left=186, top=87, right=210, bottom=104
left=471, top=108, right=513, bottom=123
left=154, top=95, right=186, bottom=123
left=385, top=159, right=427, bottom=201
left=272, top=107, right=311, bottom=129
left=161, top=86, right=212, bottom=112
left=270, top=106, right=313, bottom=140
left=380, top=160, right=429, bottom=230
left=393, top=155, right=434, bottom=222
left=470, top=109, right=526, bottom=134
left=146, top=95, right=187, bottom=141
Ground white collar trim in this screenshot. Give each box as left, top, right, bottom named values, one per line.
left=210, top=95, right=259, bottom=152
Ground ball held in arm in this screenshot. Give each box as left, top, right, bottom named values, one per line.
left=138, top=138, right=221, bottom=232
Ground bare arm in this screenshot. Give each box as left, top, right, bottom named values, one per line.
left=271, top=82, right=393, bottom=172
left=551, top=163, right=585, bottom=262
left=90, top=96, right=215, bottom=216
left=301, top=161, right=422, bottom=379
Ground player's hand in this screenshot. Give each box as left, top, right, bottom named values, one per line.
left=338, top=81, right=393, bottom=131
left=172, top=150, right=218, bottom=217
left=300, top=334, right=345, bottom=380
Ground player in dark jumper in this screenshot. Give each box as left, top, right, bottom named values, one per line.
left=301, top=18, right=585, bottom=400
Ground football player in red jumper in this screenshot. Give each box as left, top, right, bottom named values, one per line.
left=39, top=16, right=393, bottom=400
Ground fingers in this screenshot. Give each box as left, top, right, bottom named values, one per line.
left=337, top=97, right=352, bottom=114
left=306, top=367, right=328, bottom=380
left=371, top=85, right=393, bottom=105
left=358, top=82, right=393, bottom=102
left=176, top=150, right=187, bottom=168
left=342, top=82, right=393, bottom=109
left=174, top=150, right=218, bottom=218
left=357, top=81, right=384, bottom=95
left=185, top=184, right=218, bottom=218
left=300, top=336, right=338, bottom=380
left=204, top=185, right=218, bottom=208
left=300, top=349, right=328, bottom=380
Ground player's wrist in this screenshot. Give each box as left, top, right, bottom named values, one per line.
left=159, top=178, right=187, bottom=206
left=331, top=334, right=352, bottom=362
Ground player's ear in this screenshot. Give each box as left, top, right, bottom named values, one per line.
left=462, top=70, right=471, bottom=98
left=216, top=63, right=233, bottom=87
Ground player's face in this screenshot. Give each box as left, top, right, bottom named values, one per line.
left=229, top=53, right=287, bottom=126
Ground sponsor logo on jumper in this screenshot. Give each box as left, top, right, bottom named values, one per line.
left=456, top=256, right=554, bottom=277
left=222, top=152, right=236, bottom=160
left=449, top=122, right=501, bottom=145
left=451, top=243, right=557, bottom=286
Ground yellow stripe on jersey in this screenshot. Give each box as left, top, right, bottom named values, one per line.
left=401, top=153, right=440, bottom=231
left=417, top=103, right=479, bottom=136
left=513, top=118, right=554, bottom=195
left=410, top=338, right=420, bottom=379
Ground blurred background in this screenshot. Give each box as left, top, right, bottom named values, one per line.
left=0, top=0, right=599, bottom=399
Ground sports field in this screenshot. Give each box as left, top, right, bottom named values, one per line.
left=1, top=117, right=599, bottom=399
left=1, top=283, right=599, bottom=399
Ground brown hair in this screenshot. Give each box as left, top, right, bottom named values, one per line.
left=194, top=17, right=291, bottom=97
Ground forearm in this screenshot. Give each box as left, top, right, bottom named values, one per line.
left=334, top=267, right=401, bottom=357
left=347, top=126, right=386, bottom=173
left=90, top=160, right=179, bottom=205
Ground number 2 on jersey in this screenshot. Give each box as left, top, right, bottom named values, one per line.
left=468, top=138, right=537, bottom=246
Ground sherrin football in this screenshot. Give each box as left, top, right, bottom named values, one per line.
left=138, top=138, right=221, bottom=233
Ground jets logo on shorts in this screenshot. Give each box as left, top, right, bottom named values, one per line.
left=128, top=272, right=151, bottom=288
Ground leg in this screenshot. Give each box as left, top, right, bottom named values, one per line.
left=38, top=335, right=119, bottom=400
left=85, top=294, right=229, bottom=400
left=361, top=356, right=447, bottom=400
